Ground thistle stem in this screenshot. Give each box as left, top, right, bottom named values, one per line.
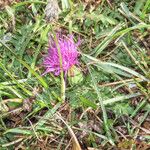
left=52, top=31, right=65, bottom=102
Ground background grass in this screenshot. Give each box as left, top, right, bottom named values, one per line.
left=0, top=0, right=150, bottom=149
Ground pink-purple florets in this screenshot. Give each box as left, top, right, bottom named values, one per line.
left=43, top=34, right=80, bottom=76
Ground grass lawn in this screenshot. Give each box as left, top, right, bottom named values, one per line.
left=0, top=0, right=150, bottom=149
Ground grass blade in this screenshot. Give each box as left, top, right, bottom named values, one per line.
left=87, top=65, right=114, bottom=145
left=0, top=39, right=48, bottom=88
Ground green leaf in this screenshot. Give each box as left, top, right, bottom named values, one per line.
left=80, top=96, right=97, bottom=109
left=68, top=66, right=83, bottom=85
left=61, top=0, right=70, bottom=10
left=0, top=40, right=48, bottom=88
left=0, top=62, right=32, bottom=96
left=103, top=93, right=141, bottom=105
left=94, top=24, right=122, bottom=56
left=5, top=128, right=33, bottom=135
left=83, top=53, right=148, bottom=81
left=112, top=103, right=134, bottom=116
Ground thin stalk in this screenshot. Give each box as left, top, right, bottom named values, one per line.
left=28, top=44, right=42, bottom=78
left=121, top=41, right=147, bottom=75
left=99, top=78, right=142, bottom=87
left=87, top=65, right=114, bottom=145
left=130, top=99, right=147, bottom=118
left=51, top=30, right=65, bottom=101
left=13, top=1, right=46, bottom=8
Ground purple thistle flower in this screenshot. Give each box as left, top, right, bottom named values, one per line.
left=43, top=34, right=80, bottom=76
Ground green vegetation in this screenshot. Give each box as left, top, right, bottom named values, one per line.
left=0, top=0, right=150, bottom=149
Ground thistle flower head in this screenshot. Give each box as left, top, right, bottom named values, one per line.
left=43, top=34, right=80, bottom=76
